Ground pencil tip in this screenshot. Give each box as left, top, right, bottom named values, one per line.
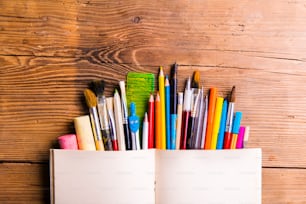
left=159, top=66, right=164, bottom=76
left=144, top=112, right=148, bottom=121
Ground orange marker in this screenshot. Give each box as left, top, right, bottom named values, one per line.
left=204, top=88, right=217, bottom=149
left=155, top=92, right=162, bottom=149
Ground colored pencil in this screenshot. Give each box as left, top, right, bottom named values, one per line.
left=165, top=76, right=171, bottom=149
left=159, top=67, right=166, bottom=149
left=175, top=92, right=183, bottom=150
left=155, top=92, right=161, bottom=149
left=142, top=112, right=149, bottom=149
left=148, top=94, right=155, bottom=149
left=210, top=97, right=224, bottom=150
left=204, top=88, right=217, bottom=149
left=216, top=99, right=228, bottom=150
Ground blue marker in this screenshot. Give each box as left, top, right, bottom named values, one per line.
left=231, top=111, right=243, bottom=149
left=128, top=102, right=140, bottom=150
left=216, top=99, right=228, bottom=149
left=165, top=76, right=171, bottom=149
left=232, top=112, right=242, bottom=134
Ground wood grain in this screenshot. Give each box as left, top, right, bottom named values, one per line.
left=1, top=0, right=306, bottom=203
left=1, top=164, right=305, bottom=204
left=1, top=0, right=306, bottom=67
left=262, top=168, right=306, bottom=203
left=1, top=56, right=306, bottom=168
left=0, top=163, right=49, bottom=204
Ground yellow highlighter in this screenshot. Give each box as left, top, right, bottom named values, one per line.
left=210, top=97, right=224, bottom=150
left=159, top=67, right=166, bottom=149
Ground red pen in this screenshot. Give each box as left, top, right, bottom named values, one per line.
left=180, top=77, right=193, bottom=149
left=148, top=94, right=155, bottom=148
left=223, top=86, right=236, bottom=149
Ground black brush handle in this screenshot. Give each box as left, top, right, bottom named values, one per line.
left=186, top=116, right=195, bottom=149
left=123, top=123, right=132, bottom=150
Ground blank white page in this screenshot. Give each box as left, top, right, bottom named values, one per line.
left=51, top=149, right=155, bottom=204
left=155, top=149, right=262, bottom=204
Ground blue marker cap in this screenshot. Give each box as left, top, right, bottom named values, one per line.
left=232, top=112, right=242, bottom=134
left=128, top=102, right=139, bottom=133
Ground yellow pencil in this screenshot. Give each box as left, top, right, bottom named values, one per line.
left=210, top=97, right=224, bottom=150
left=159, top=67, right=166, bottom=149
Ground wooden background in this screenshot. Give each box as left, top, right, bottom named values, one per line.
left=1, top=0, right=306, bottom=203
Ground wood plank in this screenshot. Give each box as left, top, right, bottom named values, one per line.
left=262, top=168, right=306, bottom=203
left=0, top=163, right=305, bottom=203
left=0, top=163, right=49, bottom=204
left=0, top=0, right=306, bottom=67
left=1, top=55, right=306, bottom=168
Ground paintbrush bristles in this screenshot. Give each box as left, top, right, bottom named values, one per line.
left=171, top=63, right=178, bottom=78
left=84, top=88, right=98, bottom=108
left=230, top=86, right=236, bottom=102
left=91, top=80, right=105, bottom=97
left=192, top=70, right=200, bottom=88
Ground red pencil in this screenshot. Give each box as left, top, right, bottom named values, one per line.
left=148, top=94, right=155, bottom=148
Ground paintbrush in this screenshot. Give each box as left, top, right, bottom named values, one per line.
left=84, top=88, right=105, bottom=151
left=186, top=70, right=201, bottom=149
left=92, top=80, right=114, bottom=151
left=223, top=86, right=236, bottom=149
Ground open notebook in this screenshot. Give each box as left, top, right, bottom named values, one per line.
left=50, top=149, right=261, bottom=204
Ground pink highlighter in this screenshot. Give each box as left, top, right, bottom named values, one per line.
left=58, top=134, right=78, bottom=150
left=236, top=126, right=245, bottom=149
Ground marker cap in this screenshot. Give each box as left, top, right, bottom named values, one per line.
left=232, top=112, right=242, bottom=134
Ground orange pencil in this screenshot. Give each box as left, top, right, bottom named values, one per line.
left=155, top=92, right=162, bottom=149
left=204, top=88, right=217, bottom=149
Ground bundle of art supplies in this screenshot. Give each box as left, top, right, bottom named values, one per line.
left=57, top=64, right=250, bottom=151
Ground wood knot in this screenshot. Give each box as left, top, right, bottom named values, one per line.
left=133, top=16, right=141, bottom=24
left=41, top=16, right=48, bottom=21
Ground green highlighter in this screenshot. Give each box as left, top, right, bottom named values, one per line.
left=126, top=72, right=155, bottom=124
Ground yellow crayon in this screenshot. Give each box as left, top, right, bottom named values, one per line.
left=159, top=67, right=166, bottom=149
left=210, top=97, right=224, bottom=150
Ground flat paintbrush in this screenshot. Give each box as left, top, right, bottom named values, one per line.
left=187, top=71, right=200, bottom=149
left=84, top=88, right=105, bottom=151
left=92, top=80, right=114, bottom=151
